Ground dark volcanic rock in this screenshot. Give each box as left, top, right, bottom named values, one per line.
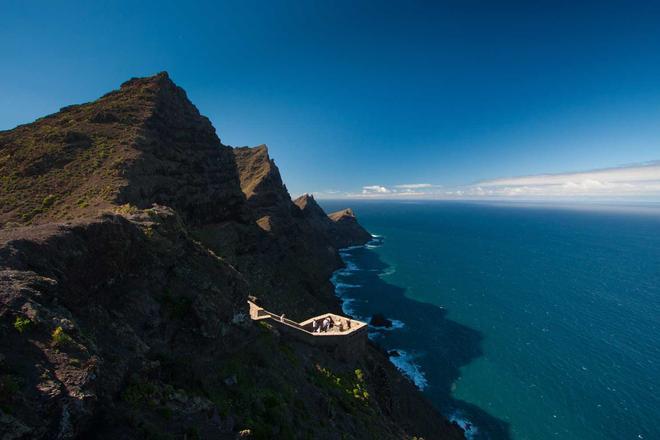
left=294, top=194, right=372, bottom=249
left=195, top=145, right=343, bottom=320
left=233, top=144, right=293, bottom=230
left=328, top=207, right=373, bottom=248
left=0, top=72, right=246, bottom=227
left=294, top=192, right=329, bottom=219
left=0, top=208, right=248, bottom=438
left=371, top=313, right=394, bottom=328
left=0, top=73, right=464, bottom=440
left=112, top=73, right=247, bottom=225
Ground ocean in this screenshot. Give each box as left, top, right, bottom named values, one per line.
left=319, top=200, right=660, bottom=440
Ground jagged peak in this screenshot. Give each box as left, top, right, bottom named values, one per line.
left=119, top=71, right=174, bottom=91
left=234, top=144, right=269, bottom=154
left=233, top=144, right=288, bottom=202
left=0, top=72, right=243, bottom=226
left=293, top=193, right=327, bottom=218
left=234, top=144, right=270, bottom=165
left=293, top=193, right=314, bottom=207
left=104, top=71, right=201, bottom=122
left=328, top=208, right=356, bottom=221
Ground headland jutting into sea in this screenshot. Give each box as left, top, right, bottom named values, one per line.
left=0, top=73, right=465, bottom=439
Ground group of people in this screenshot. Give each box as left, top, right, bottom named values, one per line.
left=311, top=317, right=352, bottom=333
left=312, top=317, right=334, bottom=333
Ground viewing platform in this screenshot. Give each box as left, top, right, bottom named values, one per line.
left=248, top=300, right=368, bottom=356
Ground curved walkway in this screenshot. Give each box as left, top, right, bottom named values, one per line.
left=248, top=300, right=368, bottom=351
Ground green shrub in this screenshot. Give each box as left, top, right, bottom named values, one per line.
left=352, top=369, right=369, bottom=401
left=312, top=364, right=370, bottom=406
left=51, top=326, right=73, bottom=347
left=114, top=203, right=139, bottom=215
left=42, top=194, right=57, bottom=208
left=13, top=316, right=33, bottom=333
left=144, top=225, right=154, bottom=238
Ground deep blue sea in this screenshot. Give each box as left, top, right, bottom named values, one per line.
left=319, top=200, right=660, bottom=440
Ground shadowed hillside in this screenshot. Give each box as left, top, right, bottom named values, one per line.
left=294, top=194, right=372, bottom=249
left=0, top=73, right=464, bottom=439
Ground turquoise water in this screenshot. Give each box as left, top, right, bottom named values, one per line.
left=320, top=201, right=660, bottom=440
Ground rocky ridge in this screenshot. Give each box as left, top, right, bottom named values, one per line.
left=0, top=73, right=464, bottom=439
left=294, top=194, right=372, bottom=249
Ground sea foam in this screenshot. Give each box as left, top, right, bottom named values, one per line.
left=388, top=350, right=428, bottom=390
left=333, top=282, right=361, bottom=296
left=378, top=266, right=396, bottom=278
left=340, top=244, right=366, bottom=251
left=339, top=297, right=364, bottom=318
left=449, top=411, right=479, bottom=439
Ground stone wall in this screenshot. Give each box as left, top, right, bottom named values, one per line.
left=248, top=301, right=367, bottom=358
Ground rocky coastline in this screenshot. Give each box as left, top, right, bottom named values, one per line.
left=0, top=72, right=464, bottom=439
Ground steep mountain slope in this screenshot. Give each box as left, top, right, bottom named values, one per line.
left=0, top=72, right=245, bottom=227
left=327, top=208, right=373, bottom=247
left=194, top=145, right=343, bottom=320
left=0, top=73, right=463, bottom=440
left=1, top=208, right=249, bottom=438
left=232, top=145, right=293, bottom=231
left=294, top=194, right=372, bottom=249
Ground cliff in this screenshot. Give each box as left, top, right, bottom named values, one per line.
left=0, top=73, right=463, bottom=439
left=194, top=144, right=343, bottom=320
left=0, top=72, right=245, bottom=228
left=294, top=194, right=372, bottom=249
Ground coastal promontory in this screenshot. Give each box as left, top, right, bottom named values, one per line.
left=294, top=194, right=372, bottom=249
left=0, top=73, right=463, bottom=439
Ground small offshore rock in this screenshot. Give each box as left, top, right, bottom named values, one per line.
left=370, top=313, right=393, bottom=328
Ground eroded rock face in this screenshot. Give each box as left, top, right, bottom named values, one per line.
left=194, top=145, right=344, bottom=320
left=294, top=194, right=373, bottom=249
left=232, top=145, right=292, bottom=228
left=0, top=72, right=246, bottom=227
left=327, top=207, right=373, bottom=247
left=0, top=73, right=464, bottom=440
left=116, top=74, right=247, bottom=225
left=0, top=208, right=249, bottom=438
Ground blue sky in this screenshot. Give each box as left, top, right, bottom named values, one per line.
left=2, top=0, right=660, bottom=199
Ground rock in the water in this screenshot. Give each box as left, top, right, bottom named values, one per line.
left=0, top=72, right=465, bottom=440
left=370, top=313, right=393, bottom=328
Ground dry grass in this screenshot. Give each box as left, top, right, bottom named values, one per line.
left=0, top=78, right=155, bottom=226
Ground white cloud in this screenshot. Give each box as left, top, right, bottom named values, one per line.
left=339, top=161, right=660, bottom=200
left=470, top=161, right=660, bottom=199
left=362, top=185, right=391, bottom=194
left=354, top=183, right=441, bottom=197
left=394, top=183, right=434, bottom=189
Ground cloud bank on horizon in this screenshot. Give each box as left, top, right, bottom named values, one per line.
left=314, top=161, right=660, bottom=201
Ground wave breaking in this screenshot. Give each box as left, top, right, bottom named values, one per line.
left=388, top=350, right=429, bottom=390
